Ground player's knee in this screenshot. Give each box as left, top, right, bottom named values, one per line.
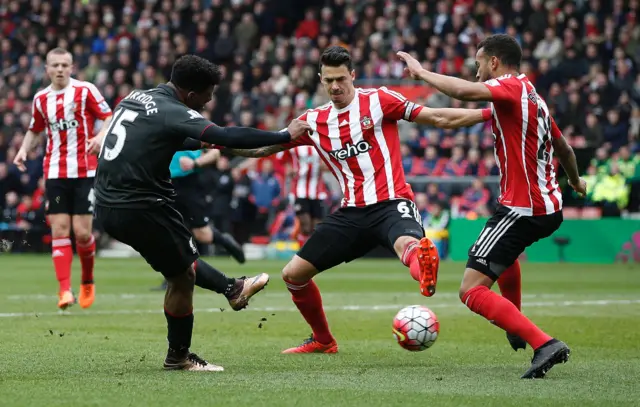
left=281, top=258, right=314, bottom=284
left=72, top=216, right=93, bottom=242
left=393, top=236, right=418, bottom=259
left=458, top=286, right=469, bottom=301
left=185, top=264, right=196, bottom=282
left=459, top=266, right=494, bottom=301
left=50, top=216, right=71, bottom=238
left=73, top=229, right=93, bottom=244
left=192, top=227, right=212, bottom=244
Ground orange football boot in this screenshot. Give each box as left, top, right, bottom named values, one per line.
left=78, top=283, right=95, bottom=309
left=58, top=290, right=76, bottom=310
left=282, top=335, right=338, bottom=354
left=417, top=237, right=440, bottom=297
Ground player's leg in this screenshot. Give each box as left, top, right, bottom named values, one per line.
left=71, top=178, right=97, bottom=308
left=45, top=179, right=75, bottom=309
left=95, top=205, right=222, bottom=371
left=192, top=258, right=268, bottom=311
left=168, top=200, right=264, bottom=308
left=376, top=199, right=440, bottom=296
left=496, top=259, right=525, bottom=351
left=193, top=224, right=245, bottom=264
left=72, top=214, right=95, bottom=308
left=294, top=199, right=313, bottom=247
left=497, top=259, right=521, bottom=310
left=460, top=207, right=569, bottom=378
left=281, top=210, right=369, bottom=353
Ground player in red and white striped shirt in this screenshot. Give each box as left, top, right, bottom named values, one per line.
left=14, top=48, right=113, bottom=311
left=276, top=145, right=328, bottom=247
left=399, top=34, right=586, bottom=379
left=227, top=46, right=492, bottom=354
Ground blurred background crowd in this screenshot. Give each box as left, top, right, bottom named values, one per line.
left=1, top=0, right=639, bottom=252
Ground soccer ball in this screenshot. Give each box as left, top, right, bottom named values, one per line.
left=392, top=305, right=439, bottom=351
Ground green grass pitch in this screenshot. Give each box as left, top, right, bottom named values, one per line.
left=0, top=255, right=639, bottom=407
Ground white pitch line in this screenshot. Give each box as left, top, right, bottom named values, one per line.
left=3, top=292, right=596, bottom=301
left=0, top=299, right=639, bottom=318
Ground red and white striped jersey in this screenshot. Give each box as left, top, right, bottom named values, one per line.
left=284, top=87, right=423, bottom=208
left=276, top=145, right=327, bottom=200
left=29, top=78, right=112, bottom=179
left=484, top=74, right=563, bottom=216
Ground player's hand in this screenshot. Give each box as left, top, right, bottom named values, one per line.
left=87, top=136, right=104, bottom=155
left=397, top=51, right=425, bottom=80
left=179, top=156, right=195, bottom=172
left=287, top=119, right=312, bottom=141
left=13, top=149, right=27, bottom=172
left=569, top=177, right=587, bottom=198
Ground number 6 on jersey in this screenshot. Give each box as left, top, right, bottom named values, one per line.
left=100, top=108, right=139, bottom=161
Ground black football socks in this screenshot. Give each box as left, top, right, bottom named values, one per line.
left=193, top=259, right=239, bottom=296
left=164, top=309, right=194, bottom=352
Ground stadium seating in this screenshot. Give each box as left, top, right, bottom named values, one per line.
left=0, top=0, right=638, bottom=246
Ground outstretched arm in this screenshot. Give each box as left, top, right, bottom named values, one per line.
left=171, top=107, right=311, bottom=149
left=223, top=144, right=289, bottom=158
left=197, top=125, right=295, bottom=149
left=413, top=107, right=491, bottom=128
left=398, top=52, right=493, bottom=102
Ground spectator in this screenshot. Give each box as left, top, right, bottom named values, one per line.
left=458, top=179, right=491, bottom=217
left=249, top=160, right=281, bottom=235
left=591, top=162, right=630, bottom=216
left=425, top=183, right=446, bottom=206
left=1, top=0, right=638, bottom=245
left=582, top=113, right=604, bottom=148
left=400, top=143, right=413, bottom=174
left=534, top=27, right=563, bottom=66
left=603, top=110, right=630, bottom=152
left=442, top=146, right=468, bottom=177
left=412, top=146, right=444, bottom=176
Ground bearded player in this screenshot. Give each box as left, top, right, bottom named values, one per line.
left=225, top=46, right=494, bottom=354
left=14, top=48, right=113, bottom=310
left=398, top=34, right=587, bottom=379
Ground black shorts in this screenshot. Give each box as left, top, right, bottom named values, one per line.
left=45, top=178, right=95, bottom=215
left=467, top=205, right=563, bottom=279
left=173, top=174, right=209, bottom=229
left=95, top=204, right=198, bottom=278
left=294, top=198, right=324, bottom=219
left=298, top=199, right=424, bottom=272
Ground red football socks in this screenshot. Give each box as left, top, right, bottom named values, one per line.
left=497, top=260, right=521, bottom=310
left=284, top=278, right=334, bottom=345
left=462, top=286, right=552, bottom=350
left=76, top=235, right=96, bottom=283
left=52, top=237, right=73, bottom=292
left=401, top=241, right=420, bottom=281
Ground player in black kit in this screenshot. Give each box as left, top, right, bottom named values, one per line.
left=94, top=55, right=310, bottom=371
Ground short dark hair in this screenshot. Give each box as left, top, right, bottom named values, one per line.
left=477, top=34, right=522, bottom=68
left=170, top=55, right=222, bottom=93
left=320, top=46, right=353, bottom=71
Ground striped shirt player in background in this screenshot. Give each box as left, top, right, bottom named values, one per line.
left=13, top=48, right=113, bottom=311
left=276, top=145, right=329, bottom=248
left=399, top=34, right=587, bottom=379
left=226, top=46, right=495, bottom=354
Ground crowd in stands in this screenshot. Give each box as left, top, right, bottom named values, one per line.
left=1, top=0, right=639, bottom=247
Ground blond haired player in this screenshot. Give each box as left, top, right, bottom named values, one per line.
left=14, top=48, right=113, bottom=310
